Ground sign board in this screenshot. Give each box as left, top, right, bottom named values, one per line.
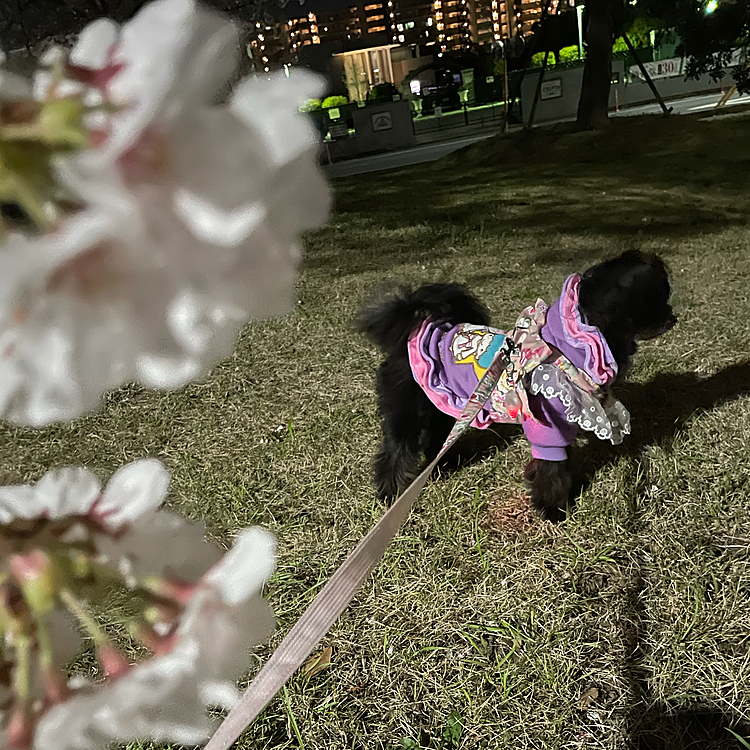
left=433, top=106, right=442, bottom=117
left=629, top=57, right=683, bottom=81
left=540, top=78, right=562, bottom=100
left=461, top=69, right=474, bottom=84
left=392, top=94, right=400, bottom=101
left=327, top=107, right=341, bottom=120
left=485, top=75, right=494, bottom=84
left=357, top=100, right=366, bottom=107
left=328, top=122, right=349, bottom=140
left=371, top=111, right=393, bottom=132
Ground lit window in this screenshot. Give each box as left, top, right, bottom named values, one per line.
left=398, top=33, right=405, bottom=41
left=427, top=16, right=433, bottom=24
left=406, top=20, right=414, bottom=27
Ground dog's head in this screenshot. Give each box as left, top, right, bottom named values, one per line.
left=577, top=250, right=677, bottom=344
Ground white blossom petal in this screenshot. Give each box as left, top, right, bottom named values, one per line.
left=231, top=70, right=324, bottom=166
left=96, top=458, right=170, bottom=528
left=33, top=526, right=276, bottom=750
left=99, top=510, right=222, bottom=581
left=0, top=468, right=101, bottom=523
left=104, top=0, right=239, bottom=154
left=69, top=19, right=120, bottom=69
left=205, top=527, right=276, bottom=605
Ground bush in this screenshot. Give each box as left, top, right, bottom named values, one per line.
left=531, top=47, right=580, bottom=67
left=322, top=95, right=348, bottom=109
left=558, top=45, right=580, bottom=62
left=300, top=98, right=322, bottom=112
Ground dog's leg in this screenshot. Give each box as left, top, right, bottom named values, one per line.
left=374, top=409, right=422, bottom=501
left=524, top=457, right=573, bottom=522
left=422, top=407, right=455, bottom=464
left=373, top=359, right=426, bottom=501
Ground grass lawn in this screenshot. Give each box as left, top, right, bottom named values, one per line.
left=2, top=109, right=750, bottom=750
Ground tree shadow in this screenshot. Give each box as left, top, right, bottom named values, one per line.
left=428, top=362, right=750, bottom=494
left=310, top=161, right=749, bottom=279
left=572, top=362, right=750, bottom=491
left=635, top=707, right=750, bottom=749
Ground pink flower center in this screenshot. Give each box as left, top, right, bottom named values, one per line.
left=65, top=61, right=124, bottom=91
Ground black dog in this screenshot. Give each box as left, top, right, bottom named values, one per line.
left=358, top=250, right=676, bottom=521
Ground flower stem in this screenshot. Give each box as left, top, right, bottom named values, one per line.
left=58, top=587, right=107, bottom=647
left=59, top=588, right=130, bottom=679
left=13, top=631, right=32, bottom=705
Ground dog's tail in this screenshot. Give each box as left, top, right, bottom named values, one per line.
left=356, top=283, right=491, bottom=354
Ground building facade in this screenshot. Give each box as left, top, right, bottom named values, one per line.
left=247, top=0, right=547, bottom=74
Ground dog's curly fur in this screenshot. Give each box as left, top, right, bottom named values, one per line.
left=357, top=251, right=676, bottom=520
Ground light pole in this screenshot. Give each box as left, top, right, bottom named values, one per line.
left=576, top=3, right=584, bottom=59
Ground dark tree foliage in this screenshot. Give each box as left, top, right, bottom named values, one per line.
left=635, top=0, right=749, bottom=92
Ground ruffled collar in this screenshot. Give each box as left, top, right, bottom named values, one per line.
left=541, top=274, right=618, bottom=386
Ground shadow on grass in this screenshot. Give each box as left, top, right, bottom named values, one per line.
left=310, top=168, right=748, bottom=278
left=636, top=707, right=750, bottom=749
left=428, top=361, right=750, bottom=499
left=313, top=114, right=750, bottom=279
left=574, top=361, right=750, bottom=484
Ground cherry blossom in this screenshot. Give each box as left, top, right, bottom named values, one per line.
left=0, top=459, right=276, bottom=748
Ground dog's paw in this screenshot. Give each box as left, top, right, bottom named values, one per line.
left=524, top=458, right=572, bottom=523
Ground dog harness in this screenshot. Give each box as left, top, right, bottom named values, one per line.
left=407, top=274, right=631, bottom=461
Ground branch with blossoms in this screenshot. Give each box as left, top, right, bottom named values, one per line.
left=0, top=0, right=329, bottom=746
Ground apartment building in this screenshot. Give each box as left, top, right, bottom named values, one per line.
left=247, top=0, right=547, bottom=72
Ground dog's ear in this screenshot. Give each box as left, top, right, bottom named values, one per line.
left=579, top=251, right=673, bottom=340
left=578, top=263, right=635, bottom=335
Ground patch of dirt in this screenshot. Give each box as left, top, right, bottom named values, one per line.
left=484, top=492, right=539, bottom=536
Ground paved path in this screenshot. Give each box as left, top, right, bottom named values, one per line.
left=323, top=89, right=746, bottom=179
left=323, top=131, right=498, bottom=178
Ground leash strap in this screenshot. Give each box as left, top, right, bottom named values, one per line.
left=204, top=339, right=515, bottom=750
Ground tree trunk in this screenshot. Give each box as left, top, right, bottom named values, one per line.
left=576, top=0, right=615, bottom=130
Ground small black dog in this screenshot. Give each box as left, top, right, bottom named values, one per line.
left=358, top=250, right=676, bottom=520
